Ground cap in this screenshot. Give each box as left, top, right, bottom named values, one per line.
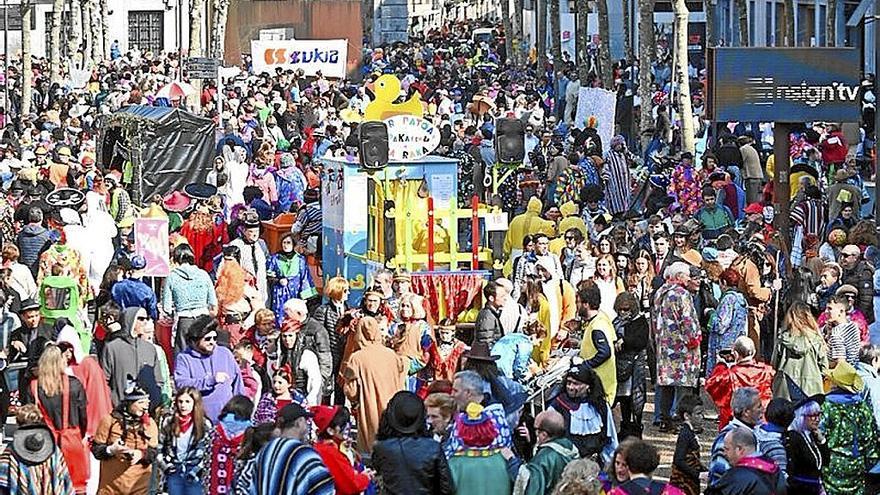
left=836, top=284, right=858, bottom=298
left=277, top=403, right=313, bottom=428
left=309, top=405, right=340, bottom=434
left=744, top=202, right=764, bottom=215
left=19, top=298, right=40, bottom=313
left=129, top=254, right=147, bottom=270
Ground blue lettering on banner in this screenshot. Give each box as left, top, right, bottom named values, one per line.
left=287, top=50, right=340, bottom=66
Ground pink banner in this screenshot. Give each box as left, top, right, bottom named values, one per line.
left=134, top=218, right=170, bottom=277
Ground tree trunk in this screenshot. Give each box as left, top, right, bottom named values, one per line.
left=70, top=0, right=82, bottom=69
left=576, top=0, right=590, bottom=82
left=100, top=0, right=109, bottom=58
left=783, top=0, right=794, bottom=45
left=704, top=0, right=715, bottom=47
left=597, top=0, right=613, bottom=87
left=536, top=0, right=546, bottom=69
left=550, top=0, right=562, bottom=70
left=49, top=0, right=63, bottom=82
left=673, top=0, right=695, bottom=153
left=21, top=0, right=32, bottom=116
left=500, top=0, right=513, bottom=64
left=622, top=0, right=633, bottom=61
left=825, top=0, right=836, bottom=46
left=82, top=0, right=92, bottom=67
left=513, top=0, right=523, bottom=64
left=638, top=0, right=656, bottom=150
left=190, top=0, right=203, bottom=56
left=735, top=0, right=748, bottom=45
left=211, top=0, right=230, bottom=60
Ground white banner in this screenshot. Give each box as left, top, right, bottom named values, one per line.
left=250, top=39, right=348, bottom=78
left=574, top=87, right=617, bottom=154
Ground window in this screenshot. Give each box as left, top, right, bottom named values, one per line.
left=128, top=10, right=163, bottom=53
left=797, top=3, right=816, bottom=46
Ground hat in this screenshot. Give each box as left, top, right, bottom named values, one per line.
left=743, top=202, right=764, bottom=215
left=46, top=188, right=86, bottom=209
left=117, top=216, right=135, bottom=229
left=19, top=298, right=40, bottom=313
left=464, top=341, right=500, bottom=362
left=836, top=284, right=858, bottom=298
left=679, top=151, right=693, bottom=160
left=828, top=361, right=864, bottom=393
left=241, top=209, right=261, bottom=228
left=649, top=175, right=669, bottom=189
left=129, top=254, right=147, bottom=270
left=567, top=361, right=594, bottom=384
left=783, top=373, right=824, bottom=410
left=56, top=146, right=72, bottom=158
left=34, top=146, right=48, bottom=156
left=11, top=424, right=55, bottom=465
left=615, top=246, right=631, bottom=257
left=59, top=208, right=81, bottom=226
left=162, top=191, right=191, bottom=213
left=123, top=376, right=150, bottom=402
left=385, top=391, right=426, bottom=434
left=184, top=182, right=218, bottom=200
left=702, top=247, right=719, bottom=262
left=393, top=270, right=412, bottom=283
left=309, top=405, right=340, bottom=434
left=186, top=315, right=218, bottom=343
left=277, top=403, right=314, bottom=428
left=455, top=402, right=498, bottom=448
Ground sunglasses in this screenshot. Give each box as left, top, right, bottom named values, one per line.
left=136, top=316, right=150, bottom=321
left=202, top=335, right=217, bottom=342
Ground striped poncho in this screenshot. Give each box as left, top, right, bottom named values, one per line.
left=0, top=447, right=74, bottom=495
left=251, top=437, right=334, bottom=495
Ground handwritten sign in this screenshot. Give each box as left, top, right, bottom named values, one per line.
left=385, top=115, right=441, bottom=162
left=134, top=218, right=170, bottom=277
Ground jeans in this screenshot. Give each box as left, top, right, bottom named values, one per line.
left=166, top=472, right=204, bottom=495
left=656, top=385, right=690, bottom=422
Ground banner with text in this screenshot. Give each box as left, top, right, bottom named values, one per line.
left=251, top=39, right=348, bottom=78
left=574, top=87, right=617, bottom=154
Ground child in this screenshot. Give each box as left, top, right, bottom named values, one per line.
left=234, top=341, right=261, bottom=402
left=310, top=405, right=373, bottom=495
left=668, top=394, right=706, bottom=495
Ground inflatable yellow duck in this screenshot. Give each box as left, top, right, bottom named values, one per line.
left=364, top=74, right=424, bottom=121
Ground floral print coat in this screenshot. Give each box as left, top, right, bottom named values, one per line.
left=652, top=282, right=702, bottom=387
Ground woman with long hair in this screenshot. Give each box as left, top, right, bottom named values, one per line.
left=231, top=423, right=276, bottom=495
left=266, top=233, right=318, bottom=327
left=593, top=236, right=616, bottom=258
left=156, top=388, right=214, bottom=495
left=372, top=391, right=454, bottom=495
left=592, top=254, right=624, bottom=320
left=207, top=396, right=253, bottom=495
left=390, top=293, right=434, bottom=393
left=626, top=250, right=656, bottom=314
left=161, top=244, right=218, bottom=353
left=313, top=276, right=349, bottom=405
left=91, top=381, right=159, bottom=495
left=214, top=245, right=261, bottom=347
left=24, top=344, right=89, bottom=493
left=785, top=400, right=827, bottom=495
left=253, top=365, right=308, bottom=424
left=773, top=302, right=829, bottom=398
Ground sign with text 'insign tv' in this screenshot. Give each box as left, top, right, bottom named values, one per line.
left=707, top=48, right=861, bottom=123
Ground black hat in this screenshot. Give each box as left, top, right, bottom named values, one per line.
left=11, top=424, right=55, bottom=465
left=615, top=246, right=632, bottom=257
left=241, top=208, right=261, bottom=228
left=186, top=315, right=218, bottom=343
left=385, top=391, right=426, bottom=434
left=19, top=298, right=40, bottom=313
left=463, top=341, right=500, bottom=362
left=784, top=373, right=824, bottom=410
left=184, top=183, right=218, bottom=201
left=566, top=361, right=595, bottom=385
left=45, top=188, right=85, bottom=209
left=276, top=403, right=313, bottom=428
left=123, top=375, right=150, bottom=402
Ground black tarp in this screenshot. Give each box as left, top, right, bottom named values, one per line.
left=98, top=105, right=215, bottom=202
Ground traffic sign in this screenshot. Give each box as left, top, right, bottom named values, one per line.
left=184, top=57, right=220, bottom=79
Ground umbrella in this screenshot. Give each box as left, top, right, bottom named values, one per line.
left=156, top=80, right=197, bottom=100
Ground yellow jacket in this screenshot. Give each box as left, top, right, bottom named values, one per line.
left=579, top=311, right=618, bottom=404
left=503, top=197, right=556, bottom=257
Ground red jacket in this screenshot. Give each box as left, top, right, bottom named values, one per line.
left=706, top=360, right=775, bottom=430
left=313, top=440, right=371, bottom=495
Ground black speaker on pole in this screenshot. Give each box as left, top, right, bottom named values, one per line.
left=495, top=118, right=526, bottom=164
left=358, top=121, right=390, bottom=170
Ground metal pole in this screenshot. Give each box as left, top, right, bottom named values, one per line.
left=3, top=0, right=7, bottom=118
left=874, top=4, right=880, bottom=221
left=773, top=122, right=791, bottom=244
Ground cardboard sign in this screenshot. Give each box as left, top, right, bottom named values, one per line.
left=385, top=115, right=441, bottom=161
left=574, top=87, right=617, bottom=155
left=134, top=218, right=170, bottom=277
left=251, top=39, right=348, bottom=78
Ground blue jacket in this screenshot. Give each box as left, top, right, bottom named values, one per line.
left=16, top=224, right=52, bottom=276
left=491, top=333, right=534, bottom=382
left=111, top=277, right=158, bottom=320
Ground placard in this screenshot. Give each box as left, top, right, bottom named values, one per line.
left=134, top=218, right=170, bottom=277
left=574, top=87, right=617, bottom=155
left=251, top=39, right=348, bottom=79
left=385, top=115, right=441, bottom=161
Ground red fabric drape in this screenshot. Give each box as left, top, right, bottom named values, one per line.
left=411, top=273, right=485, bottom=322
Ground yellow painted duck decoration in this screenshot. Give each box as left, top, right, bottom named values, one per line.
left=364, top=75, right=424, bottom=121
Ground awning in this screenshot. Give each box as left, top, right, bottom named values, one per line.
left=847, top=0, right=874, bottom=27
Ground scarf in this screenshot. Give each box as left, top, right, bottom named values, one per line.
left=178, top=413, right=193, bottom=434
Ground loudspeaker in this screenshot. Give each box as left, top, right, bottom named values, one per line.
left=495, top=118, right=525, bottom=164
left=358, top=121, right=389, bottom=170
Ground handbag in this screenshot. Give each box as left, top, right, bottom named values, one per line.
left=33, top=377, right=90, bottom=491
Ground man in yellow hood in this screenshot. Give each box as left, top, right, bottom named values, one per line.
left=549, top=201, right=588, bottom=255
left=503, top=197, right=556, bottom=260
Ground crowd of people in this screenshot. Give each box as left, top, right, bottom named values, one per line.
left=0, top=15, right=875, bottom=495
